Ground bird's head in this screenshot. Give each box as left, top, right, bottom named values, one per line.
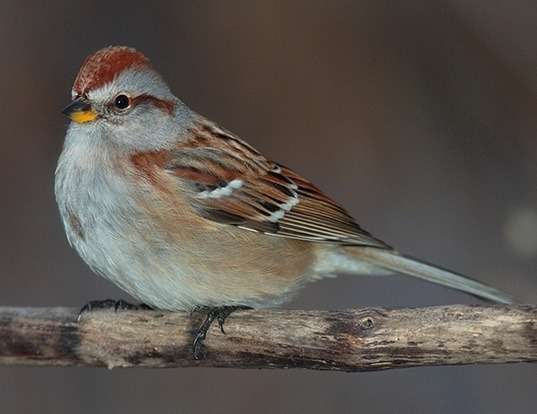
left=62, top=46, right=191, bottom=152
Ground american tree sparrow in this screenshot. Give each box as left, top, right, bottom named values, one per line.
left=56, top=46, right=511, bottom=357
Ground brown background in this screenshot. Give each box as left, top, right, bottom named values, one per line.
left=1, top=1, right=536, bottom=413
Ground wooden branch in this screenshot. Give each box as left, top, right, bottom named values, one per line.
left=0, top=305, right=535, bottom=371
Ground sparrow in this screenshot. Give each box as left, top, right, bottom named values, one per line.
left=56, top=46, right=511, bottom=357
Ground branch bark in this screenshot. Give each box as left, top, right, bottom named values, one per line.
left=0, top=305, right=535, bottom=371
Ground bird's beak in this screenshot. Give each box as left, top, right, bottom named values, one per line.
left=62, top=97, right=98, bottom=124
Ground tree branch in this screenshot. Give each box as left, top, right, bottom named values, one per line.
left=0, top=305, right=535, bottom=371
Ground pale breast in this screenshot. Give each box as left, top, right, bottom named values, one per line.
left=55, top=143, right=316, bottom=311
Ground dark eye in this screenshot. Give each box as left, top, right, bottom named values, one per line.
left=114, top=94, right=130, bottom=110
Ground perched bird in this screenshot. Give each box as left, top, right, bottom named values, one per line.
left=56, top=46, right=511, bottom=357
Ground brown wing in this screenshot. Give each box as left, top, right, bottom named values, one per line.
left=165, top=120, right=390, bottom=249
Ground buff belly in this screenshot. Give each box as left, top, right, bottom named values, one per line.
left=76, top=220, right=314, bottom=310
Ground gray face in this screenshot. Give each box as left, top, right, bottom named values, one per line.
left=67, top=67, right=195, bottom=153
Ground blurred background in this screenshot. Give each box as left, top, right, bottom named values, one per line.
left=1, top=0, right=536, bottom=413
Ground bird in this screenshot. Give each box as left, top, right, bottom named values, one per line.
left=56, top=46, right=511, bottom=358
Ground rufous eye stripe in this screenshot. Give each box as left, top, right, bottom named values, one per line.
left=130, top=94, right=175, bottom=114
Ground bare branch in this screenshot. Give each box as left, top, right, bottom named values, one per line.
left=0, top=305, right=535, bottom=371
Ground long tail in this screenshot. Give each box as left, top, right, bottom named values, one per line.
left=347, top=247, right=512, bottom=304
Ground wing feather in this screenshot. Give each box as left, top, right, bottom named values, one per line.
left=165, top=120, right=390, bottom=249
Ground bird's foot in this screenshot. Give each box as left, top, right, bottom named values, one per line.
left=192, top=305, right=251, bottom=360
left=77, top=299, right=152, bottom=322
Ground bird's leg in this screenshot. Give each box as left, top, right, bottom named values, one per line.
left=192, top=305, right=251, bottom=359
left=77, top=299, right=153, bottom=321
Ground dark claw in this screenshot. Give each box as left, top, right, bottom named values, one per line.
left=114, top=300, right=153, bottom=312
left=77, top=299, right=152, bottom=322
left=192, top=305, right=251, bottom=359
left=77, top=299, right=115, bottom=321
left=192, top=310, right=216, bottom=360
left=192, top=331, right=207, bottom=360
left=217, top=317, right=226, bottom=335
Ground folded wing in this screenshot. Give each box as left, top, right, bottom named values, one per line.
left=165, top=121, right=389, bottom=249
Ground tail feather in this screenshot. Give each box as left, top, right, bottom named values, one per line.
left=349, top=248, right=512, bottom=304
